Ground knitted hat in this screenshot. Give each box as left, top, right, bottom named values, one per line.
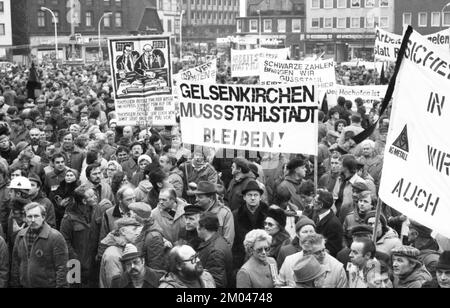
left=436, top=251, right=450, bottom=271
left=293, top=256, right=326, bottom=283
left=266, top=206, right=286, bottom=229
left=138, top=154, right=152, bottom=165
left=128, top=202, right=152, bottom=220
left=120, top=244, right=142, bottom=263
left=391, top=246, right=421, bottom=263
left=295, top=216, right=316, bottom=233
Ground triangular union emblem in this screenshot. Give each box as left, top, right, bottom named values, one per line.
left=392, top=125, right=409, bottom=153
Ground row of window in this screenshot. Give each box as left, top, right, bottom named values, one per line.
left=0, top=1, right=4, bottom=13
left=311, top=0, right=390, bottom=9
left=190, top=11, right=238, bottom=21
left=37, top=11, right=122, bottom=28
left=0, top=24, right=5, bottom=36
left=403, top=12, right=450, bottom=28
left=185, top=0, right=238, bottom=7
left=312, top=16, right=389, bottom=29
left=237, top=19, right=302, bottom=33
left=37, top=0, right=122, bottom=6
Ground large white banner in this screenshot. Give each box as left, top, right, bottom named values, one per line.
left=374, top=27, right=403, bottom=62
left=425, top=28, right=450, bottom=49
left=174, top=59, right=217, bottom=84
left=379, top=29, right=450, bottom=238
left=231, top=48, right=290, bottom=77
left=108, top=36, right=176, bottom=126
left=178, top=82, right=319, bottom=155
left=326, top=85, right=387, bottom=111
left=259, top=58, right=336, bottom=97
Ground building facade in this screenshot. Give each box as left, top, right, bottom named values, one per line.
left=305, top=0, right=395, bottom=62
left=235, top=0, right=306, bottom=58
left=394, top=0, right=450, bottom=35
left=0, top=0, right=12, bottom=60
left=181, top=0, right=240, bottom=48
left=157, top=0, right=181, bottom=56
left=14, top=0, right=163, bottom=64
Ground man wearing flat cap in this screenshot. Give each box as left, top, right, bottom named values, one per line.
left=177, top=205, right=203, bottom=250
left=225, top=158, right=256, bottom=211
left=110, top=244, right=165, bottom=288
left=99, top=217, right=143, bottom=288
left=232, top=180, right=269, bottom=270
left=193, top=181, right=234, bottom=247
left=391, top=245, right=432, bottom=288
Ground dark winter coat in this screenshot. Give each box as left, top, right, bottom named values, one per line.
left=197, top=233, right=233, bottom=288
left=110, top=266, right=165, bottom=288
left=232, top=202, right=269, bottom=269
left=315, top=211, right=344, bottom=258
left=277, top=236, right=301, bottom=269
left=135, top=219, right=168, bottom=271
left=10, top=222, right=69, bottom=288
left=225, top=173, right=256, bottom=211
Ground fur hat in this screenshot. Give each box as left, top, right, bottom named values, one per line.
left=266, top=205, right=286, bottom=229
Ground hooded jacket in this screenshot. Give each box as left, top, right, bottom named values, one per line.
left=158, top=271, right=216, bottom=288
left=394, top=264, right=432, bottom=288
left=99, top=232, right=127, bottom=288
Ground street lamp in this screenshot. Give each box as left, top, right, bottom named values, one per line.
left=41, top=6, right=58, bottom=61
left=257, top=10, right=262, bottom=49
left=180, top=10, right=185, bottom=61
left=98, top=12, right=113, bottom=61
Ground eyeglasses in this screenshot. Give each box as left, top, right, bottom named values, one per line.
left=181, top=253, right=199, bottom=265
left=254, top=246, right=271, bottom=254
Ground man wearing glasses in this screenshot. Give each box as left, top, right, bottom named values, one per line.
left=159, top=245, right=216, bottom=288
left=279, top=234, right=348, bottom=288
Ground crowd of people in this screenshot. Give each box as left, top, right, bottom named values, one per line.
left=0, top=56, right=449, bottom=289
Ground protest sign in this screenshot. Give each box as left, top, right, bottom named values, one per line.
left=231, top=48, right=290, bottom=77
left=425, top=28, right=450, bottom=49
left=108, top=36, right=175, bottom=126
left=374, top=27, right=403, bottom=62
left=178, top=82, right=319, bottom=155
left=259, top=57, right=336, bottom=92
left=379, top=29, right=450, bottom=238
left=173, top=59, right=217, bottom=85
left=326, top=85, right=387, bottom=112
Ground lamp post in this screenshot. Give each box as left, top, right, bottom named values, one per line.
left=41, top=7, right=58, bottom=61
left=257, top=10, right=262, bottom=48
left=180, top=10, right=185, bottom=61
left=98, top=12, right=112, bottom=61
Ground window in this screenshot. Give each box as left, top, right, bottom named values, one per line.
left=0, top=24, right=5, bottom=36
left=365, top=0, right=374, bottom=8
left=38, top=11, right=45, bottom=27
left=431, top=12, right=441, bottom=27
left=38, top=0, right=45, bottom=5
left=311, top=18, right=319, bottom=28
left=168, top=19, right=172, bottom=32
left=380, top=0, right=389, bottom=7
left=403, top=13, right=412, bottom=26
left=0, top=2, right=3, bottom=12
left=351, top=17, right=360, bottom=28
left=311, top=0, right=319, bottom=9
left=380, top=16, right=389, bottom=28
left=85, top=12, right=92, bottom=27
left=115, top=12, right=122, bottom=27
left=324, top=0, right=333, bottom=8
left=264, top=19, right=272, bottom=32
left=337, top=17, right=346, bottom=28
left=278, top=19, right=286, bottom=33
left=104, top=14, right=111, bottom=27
left=115, top=0, right=122, bottom=6
left=292, top=19, right=301, bottom=32
left=337, top=0, right=346, bottom=8
left=351, top=0, right=361, bottom=8
left=104, top=0, right=111, bottom=5
left=444, top=12, right=450, bottom=27
left=366, top=16, right=374, bottom=28
left=236, top=19, right=242, bottom=32
left=418, top=12, right=427, bottom=27
left=250, top=19, right=258, bottom=32
left=324, top=17, right=333, bottom=28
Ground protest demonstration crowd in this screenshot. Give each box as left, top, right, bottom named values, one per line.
left=0, top=25, right=450, bottom=290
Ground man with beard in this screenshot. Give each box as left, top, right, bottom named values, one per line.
left=121, top=142, right=145, bottom=180
left=59, top=132, right=85, bottom=173
left=232, top=180, right=268, bottom=270
left=159, top=244, right=216, bottom=288
left=177, top=205, right=203, bottom=250
left=85, top=163, right=114, bottom=203
left=110, top=243, right=165, bottom=288
left=10, top=202, right=69, bottom=288
left=28, top=128, right=46, bottom=158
